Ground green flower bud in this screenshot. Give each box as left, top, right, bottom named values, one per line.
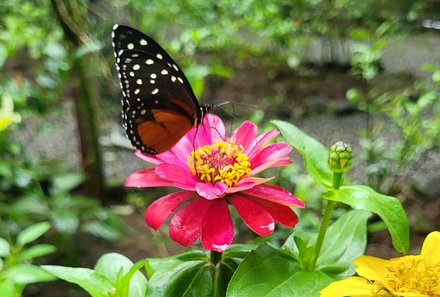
left=328, top=141, right=352, bottom=173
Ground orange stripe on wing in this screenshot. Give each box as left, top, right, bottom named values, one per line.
left=137, top=110, right=192, bottom=153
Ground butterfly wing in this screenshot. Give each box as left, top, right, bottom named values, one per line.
left=112, top=25, right=201, bottom=154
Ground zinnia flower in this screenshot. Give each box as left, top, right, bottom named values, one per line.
left=125, top=114, right=304, bottom=252
left=320, top=231, right=440, bottom=297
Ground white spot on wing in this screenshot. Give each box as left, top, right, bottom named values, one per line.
left=133, top=64, right=140, bottom=70
left=151, top=88, right=159, bottom=95
left=136, top=79, right=142, bottom=85
left=127, top=43, right=134, bottom=50
left=161, top=69, right=168, bottom=75
left=156, top=53, right=163, bottom=59
left=146, top=59, right=154, bottom=65
left=150, top=73, right=157, bottom=79
left=140, top=39, right=148, bottom=46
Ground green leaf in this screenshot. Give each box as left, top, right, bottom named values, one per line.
left=146, top=250, right=207, bottom=276
left=4, top=264, right=55, bottom=284
left=223, top=244, right=257, bottom=259
left=17, top=222, right=51, bottom=246
left=19, top=244, right=56, bottom=261
left=0, top=279, right=17, bottom=297
left=0, top=237, right=11, bottom=257
left=52, top=172, right=84, bottom=193
left=42, top=265, right=114, bottom=297
left=227, top=244, right=333, bottom=297
left=146, top=261, right=212, bottom=297
left=94, top=253, right=148, bottom=297
left=272, top=120, right=332, bottom=189
left=50, top=210, right=79, bottom=235
left=81, top=221, right=121, bottom=241
left=316, top=210, right=371, bottom=278
left=323, top=185, right=409, bottom=253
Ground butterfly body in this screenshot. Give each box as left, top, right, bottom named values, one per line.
left=112, top=25, right=212, bottom=154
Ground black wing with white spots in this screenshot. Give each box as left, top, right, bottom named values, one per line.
left=112, top=24, right=209, bottom=154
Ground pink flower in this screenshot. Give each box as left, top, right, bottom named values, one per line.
left=125, top=114, right=305, bottom=252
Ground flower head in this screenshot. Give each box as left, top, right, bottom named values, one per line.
left=126, top=114, right=304, bottom=252
left=320, top=231, right=440, bottom=297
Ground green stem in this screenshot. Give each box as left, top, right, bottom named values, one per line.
left=310, top=172, right=343, bottom=269
left=210, top=251, right=222, bottom=297
left=210, top=250, right=222, bottom=265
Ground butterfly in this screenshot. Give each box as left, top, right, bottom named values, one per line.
left=112, top=24, right=213, bottom=155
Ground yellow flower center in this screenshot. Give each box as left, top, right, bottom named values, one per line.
left=187, top=140, right=251, bottom=187
left=377, top=256, right=440, bottom=296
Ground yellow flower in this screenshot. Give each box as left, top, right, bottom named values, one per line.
left=320, top=231, right=440, bottom=297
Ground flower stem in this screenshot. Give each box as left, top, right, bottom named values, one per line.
left=210, top=250, right=222, bottom=265
left=310, top=172, right=343, bottom=269
left=210, top=251, right=223, bottom=297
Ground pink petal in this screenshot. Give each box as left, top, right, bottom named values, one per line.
left=201, top=199, right=234, bottom=252
left=135, top=150, right=162, bottom=165
left=185, top=114, right=226, bottom=148
left=204, top=114, right=226, bottom=142
left=125, top=168, right=174, bottom=188
left=231, top=121, right=257, bottom=153
left=229, top=194, right=275, bottom=236
left=155, top=164, right=197, bottom=190
left=251, top=198, right=299, bottom=227
left=196, top=182, right=228, bottom=200
left=243, top=184, right=305, bottom=208
left=170, top=132, right=196, bottom=163
left=250, top=157, right=290, bottom=176
left=226, top=176, right=274, bottom=193
left=247, top=129, right=280, bottom=159
left=145, top=191, right=195, bottom=229
left=169, top=197, right=211, bottom=246
left=155, top=150, right=189, bottom=170
left=250, top=142, right=292, bottom=170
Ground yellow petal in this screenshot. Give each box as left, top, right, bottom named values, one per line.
left=420, top=231, right=440, bottom=263
left=354, top=256, right=390, bottom=280
left=320, top=277, right=380, bottom=297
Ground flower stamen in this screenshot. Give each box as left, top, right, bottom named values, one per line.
left=372, top=256, right=440, bottom=296
left=187, top=140, right=251, bottom=187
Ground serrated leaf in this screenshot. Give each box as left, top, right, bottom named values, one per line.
left=272, top=120, right=332, bottom=189
left=42, top=265, right=114, bottom=297
left=227, top=244, right=333, bottom=297
left=323, top=185, right=409, bottom=253
left=17, top=222, right=51, bottom=246
left=19, top=244, right=56, bottom=261
left=317, top=210, right=371, bottom=278
left=0, top=237, right=11, bottom=257
left=5, top=264, right=55, bottom=284
left=94, top=253, right=148, bottom=297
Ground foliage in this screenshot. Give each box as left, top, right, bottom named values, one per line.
left=0, top=150, right=126, bottom=244
left=43, top=253, right=148, bottom=297
left=347, top=45, right=440, bottom=193
left=0, top=222, right=56, bottom=297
